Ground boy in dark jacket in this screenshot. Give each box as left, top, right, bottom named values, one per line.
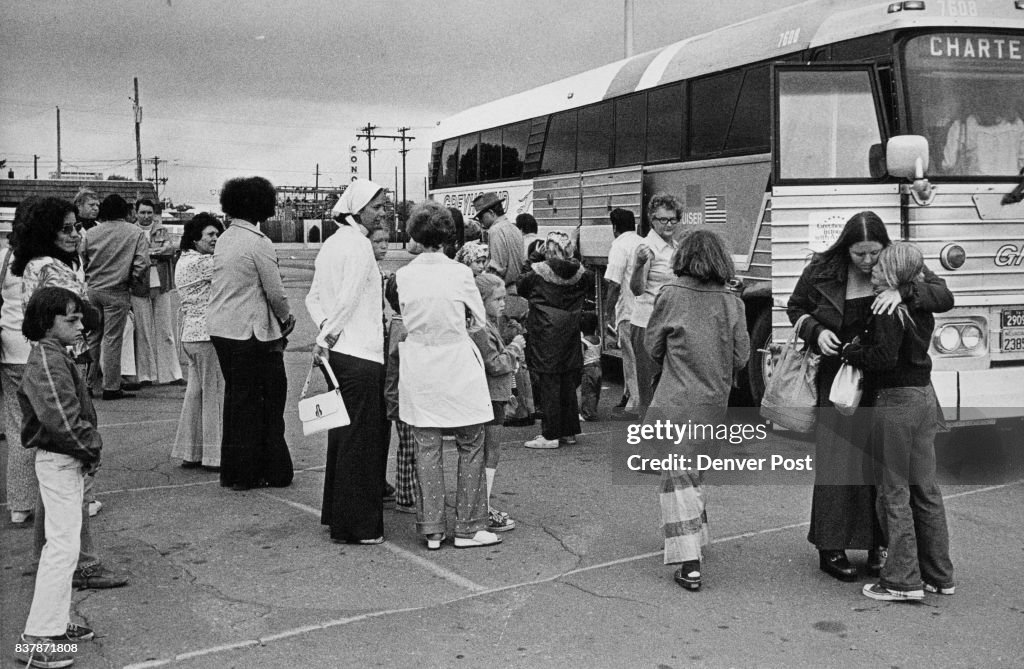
left=17, top=287, right=101, bottom=668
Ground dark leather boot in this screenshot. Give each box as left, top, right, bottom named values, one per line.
left=867, top=547, right=887, bottom=577
left=819, top=550, right=857, bottom=581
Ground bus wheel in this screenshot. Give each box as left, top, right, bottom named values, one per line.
left=747, top=309, right=774, bottom=406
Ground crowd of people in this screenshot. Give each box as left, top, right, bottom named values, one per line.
left=4, top=177, right=958, bottom=666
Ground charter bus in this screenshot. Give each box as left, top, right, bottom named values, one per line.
left=427, top=0, right=1024, bottom=423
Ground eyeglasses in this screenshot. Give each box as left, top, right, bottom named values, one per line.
left=61, top=224, right=82, bottom=234
left=651, top=216, right=678, bottom=225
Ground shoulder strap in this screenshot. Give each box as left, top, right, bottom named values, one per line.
left=300, top=357, right=340, bottom=399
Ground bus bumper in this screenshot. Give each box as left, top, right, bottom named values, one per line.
left=933, top=369, right=1024, bottom=423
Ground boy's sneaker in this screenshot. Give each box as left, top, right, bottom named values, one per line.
left=16, top=634, right=75, bottom=668
left=525, top=435, right=559, bottom=449
left=488, top=508, right=516, bottom=532
left=923, top=581, right=956, bottom=595
left=72, top=564, right=128, bottom=590
left=52, top=623, right=94, bottom=642
left=862, top=583, right=924, bottom=601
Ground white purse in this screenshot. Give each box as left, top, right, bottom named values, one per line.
left=298, top=357, right=350, bottom=435
left=829, top=362, right=863, bottom=417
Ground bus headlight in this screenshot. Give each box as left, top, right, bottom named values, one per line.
left=960, top=324, right=982, bottom=350
left=932, top=320, right=987, bottom=356
left=934, top=326, right=961, bottom=353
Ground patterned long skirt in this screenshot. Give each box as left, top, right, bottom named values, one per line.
left=660, top=468, right=709, bottom=564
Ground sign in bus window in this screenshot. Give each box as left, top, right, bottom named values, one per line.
left=777, top=70, right=882, bottom=180
left=903, top=33, right=1024, bottom=178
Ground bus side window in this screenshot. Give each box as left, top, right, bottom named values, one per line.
left=541, top=110, right=578, bottom=175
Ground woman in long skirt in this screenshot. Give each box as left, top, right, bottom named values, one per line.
left=306, top=179, right=389, bottom=544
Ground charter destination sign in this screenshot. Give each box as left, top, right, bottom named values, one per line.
left=911, top=34, right=1024, bottom=62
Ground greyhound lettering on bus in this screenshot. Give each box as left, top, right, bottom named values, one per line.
left=994, top=243, right=1024, bottom=267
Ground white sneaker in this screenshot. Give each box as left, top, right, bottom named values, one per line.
left=454, top=530, right=502, bottom=548
left=10, top=510, right=32, bottom=524
left=88, top=500, right=103, bottom=517
left=862, top=583, right=924, bottom=601
left=924, top=582, right=955, bottom=595
left=525, top=435, right=559, bottom=449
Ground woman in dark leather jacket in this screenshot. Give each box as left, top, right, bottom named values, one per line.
left=787, top=211, right=953, bottom=582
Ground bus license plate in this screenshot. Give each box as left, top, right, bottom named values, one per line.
left=1002, top=328, right=1024, bottom=352
left=1002, top=309, right=1024, bottom=329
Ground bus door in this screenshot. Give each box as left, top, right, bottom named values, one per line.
left=762, top=62, right=899, bottom=402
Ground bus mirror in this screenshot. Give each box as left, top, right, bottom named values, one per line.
left=869, top=144, right=886, bottom=178
left=886, top=135, right=930, bottom=179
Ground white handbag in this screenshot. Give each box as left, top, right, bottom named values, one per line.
left=829, top=362, right=863, bottom=417
left=298, top=357, right=350, bottom=436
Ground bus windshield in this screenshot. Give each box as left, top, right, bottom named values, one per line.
left=903, top=33, right=1024, bottom=178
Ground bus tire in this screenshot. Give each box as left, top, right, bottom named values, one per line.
left=747, top=308, right=773, bottom=406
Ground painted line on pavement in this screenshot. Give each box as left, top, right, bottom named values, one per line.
left=98, top=418, right=178, bottom=428
left=258, top=492, right=487, bottom=593
left=92, top=464, right=327, bottom=497
left=120, top=478, right=1023, bottom=668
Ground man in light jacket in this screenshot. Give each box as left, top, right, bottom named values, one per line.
left=81, top=194, right=149, bottom=400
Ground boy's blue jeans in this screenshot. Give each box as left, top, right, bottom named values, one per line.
left=872, top=385, right=955, bottom=592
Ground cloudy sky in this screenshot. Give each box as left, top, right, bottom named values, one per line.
left=1, top=0, right=801, bottom=209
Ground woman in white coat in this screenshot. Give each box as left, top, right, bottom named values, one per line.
left=396, top=201, right=499, bottom=550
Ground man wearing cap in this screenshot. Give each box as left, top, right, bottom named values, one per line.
left=473, top=192, right=524, bottom=293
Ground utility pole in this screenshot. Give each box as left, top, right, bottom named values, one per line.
left=150, top=156, right=167, bottom=201
left=133, top=78, right=143, bottom=181
left=356, top=123, right=378, bottom=180
left=355, top=124, right=416, bottom=209
left=624, top=0, right=635, bottom=58
left=397, top=126, right=412, bottom=215
left=56, top=107, right=62, bottom=178
left=314, top=163, right=320, bottom=201
left=33, top=154, right=39, bottom=179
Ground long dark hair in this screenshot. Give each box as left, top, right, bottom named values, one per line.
left=11, top=197, right=79, bottom=277
left=813, top=211, right=891, bottom=266
left=8, top=196, right=43, bottom=253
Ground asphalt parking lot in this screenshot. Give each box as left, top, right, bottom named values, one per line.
left=2, top=250, right=1023, bottom=668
